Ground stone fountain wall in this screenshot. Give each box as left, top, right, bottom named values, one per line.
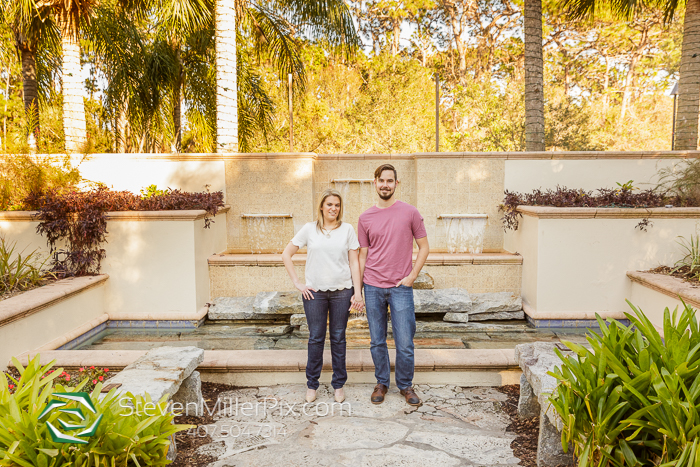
left=224, top=154, right=505, bottom=253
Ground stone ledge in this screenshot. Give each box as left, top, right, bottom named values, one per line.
left=14, top=349, right=518, bottom=372
left=209, top=252, right=522, bottom=267
left=0, top=275, right=109, bottom=328
left=522, top=301, right=627, bottom=321
left=0, top=206, right=230, bottom=222
left=627, top=271, right=700, bottom=309
left=517, top=206, right=700, bottom=219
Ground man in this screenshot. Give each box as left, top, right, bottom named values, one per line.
left=358, top=164, right=429, bottom=406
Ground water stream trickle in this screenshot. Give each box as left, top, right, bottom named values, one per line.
left=444, top=217, right=487, bottom=254
left=247, top=217, right=289, bottom=253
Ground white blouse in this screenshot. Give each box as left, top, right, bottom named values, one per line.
left=291, top=222, right=360, bottom=291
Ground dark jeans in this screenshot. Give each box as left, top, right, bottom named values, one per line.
left=302, top=287, right=353, bottom=390
left=363, top=283, right=416, bottom=390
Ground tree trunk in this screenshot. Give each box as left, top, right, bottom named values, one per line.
left=60, top=22, right=87, bottom=153
left=620, top=53, right=640, bottom=120
left=215, top=0, right=238, bottom=153
left=116, top=96, right=128, bottom=152
left=391, top=19, right=401, bottom=55
left=172, top=43, right=182, bottom=153
left=524, top=0, right=545, bottom=151
left=675, top=0, right=700, bottom=150
left=19, top=44, right=39, bottom=151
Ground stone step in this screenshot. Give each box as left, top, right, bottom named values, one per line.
left=18, top=348, right=522, bottom=386
left=208, top=252, right=522, bottom=298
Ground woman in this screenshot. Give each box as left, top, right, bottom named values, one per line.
left=282, top=188, right=364, bottom=404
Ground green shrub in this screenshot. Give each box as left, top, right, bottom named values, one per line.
left=549, top=301, right=700, bottom=466
left=0, top=154, right=80, bottom=211
left=0, top=355, right=191, bottom=466
left=0, top=237, right=53, bottom=297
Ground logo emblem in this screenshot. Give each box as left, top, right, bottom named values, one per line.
left=38, top=392, right=103, bottom=444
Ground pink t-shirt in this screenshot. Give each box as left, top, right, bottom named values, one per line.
left=358, top=200, right=427, bottom=288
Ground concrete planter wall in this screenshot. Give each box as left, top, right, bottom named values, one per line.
left=627, top=271, right=698, bottom=329
left=0, top=275, right=108, bottom=370
left=504, top=206, right=700, bottom=323
left=0, top=208, right=228, bottom=317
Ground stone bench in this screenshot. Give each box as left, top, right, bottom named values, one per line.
left=514, top=342, right=573, bottom=467
left=105, top=346, right=205, bottom=461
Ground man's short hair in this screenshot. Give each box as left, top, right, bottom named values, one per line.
left=374, top=164, right=398, bottom=180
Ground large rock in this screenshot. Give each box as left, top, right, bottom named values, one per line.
left=208, top=297, right=270, bottom=320
left=253, top=291, right=303, bottom=314
left=469, top=310, right=524, bottom=321
left=413, top=272, right=435, bottom=290
left=469, top=292, right=522, bottom=316
left=414, top=288, right=471, bottom=314
left=106, top=346, right=204, bottom=403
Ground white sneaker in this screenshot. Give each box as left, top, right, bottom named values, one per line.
left=306, top=389, right=316, bottom=403
left=334, top=388, right=345, bottom=403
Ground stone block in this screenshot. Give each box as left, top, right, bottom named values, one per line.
left=209, top=297, right=276, bottom=320
left=106, top=346, right=204, bottom=403
left=414, top=288, right=471, bottom=314
left=470, top=310, right=525, bottom=321
left=290, top=314, right=306, bottom=326
left=443, top=312, right=469, bottom=323
left=413, top=272, right=435, bottom=290
left=254, top=291, right=303, bottom=314
left=537, top=412, right=573, bottom=467
left=172, top=370, right=203, bottom=416
left=469, top=292, right=522, bottom=316
left=514, top=342, right=565, bottom=430
left=518, top=374, right=540, bottom=418
left=166, top=434, right=177, bottom=462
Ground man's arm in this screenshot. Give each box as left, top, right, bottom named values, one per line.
left=397, top=236, right=429, bottom=287
left=359, top=247, right=368, bottom=285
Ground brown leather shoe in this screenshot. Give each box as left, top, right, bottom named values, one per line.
left=371, top=384, right=388, bottom=404
left=400, top=387, right=422, bottom=406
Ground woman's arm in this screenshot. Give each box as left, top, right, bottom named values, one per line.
left=282, top=241, right=315, bottom=299
left=348, top=249, right=364, bottom=311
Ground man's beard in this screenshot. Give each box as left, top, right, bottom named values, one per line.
left=378, top=188, right=394, bottom=200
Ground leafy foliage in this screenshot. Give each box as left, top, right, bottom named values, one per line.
left=671, top=235, right=700, bottom=280
left=0, top=237, right=53, bottom=297
left=549, top=301, right=700, bottom=466
left=499, top=186, right=681, bottom=230
left=656, top=160, right=700, bottom=206
left=24, top=187, right=224, bottom=276
left=0, top=154, right=79, bottom=211
left=0, top=354, right=191, bottom=466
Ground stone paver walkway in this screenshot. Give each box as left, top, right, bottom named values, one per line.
left=193, top=384, right=522, bottom=466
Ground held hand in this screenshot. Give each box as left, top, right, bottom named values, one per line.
left=396, top=275, right=416, bottom=288
left=350, top=293, right=365, bottom=312
left=295, top=281, right=316, bottom=300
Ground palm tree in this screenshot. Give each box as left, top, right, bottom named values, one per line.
left=153, top=0, right=211, bottom=152
left=1, top=0, right=58, bottom=150
left=558, top=0, right=700, bottom=150
left=214, top=0, right=360, bottom=153
left=524, top=0, right=545, bottom=151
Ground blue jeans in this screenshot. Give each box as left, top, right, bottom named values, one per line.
left=302, top=287, right=352, bottom=390
left=363, top=283, right=416, bottom=390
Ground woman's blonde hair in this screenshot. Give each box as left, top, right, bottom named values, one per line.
left=316, top=188, right=344, bottom=232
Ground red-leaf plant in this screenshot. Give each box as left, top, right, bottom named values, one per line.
left=25, top=187, right=224, bottom=276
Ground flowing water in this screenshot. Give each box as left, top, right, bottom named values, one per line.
left=444, top=217, right=487, bottom=254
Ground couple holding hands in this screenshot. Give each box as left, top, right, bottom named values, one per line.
left=282, top=164, right=429, bottom=407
